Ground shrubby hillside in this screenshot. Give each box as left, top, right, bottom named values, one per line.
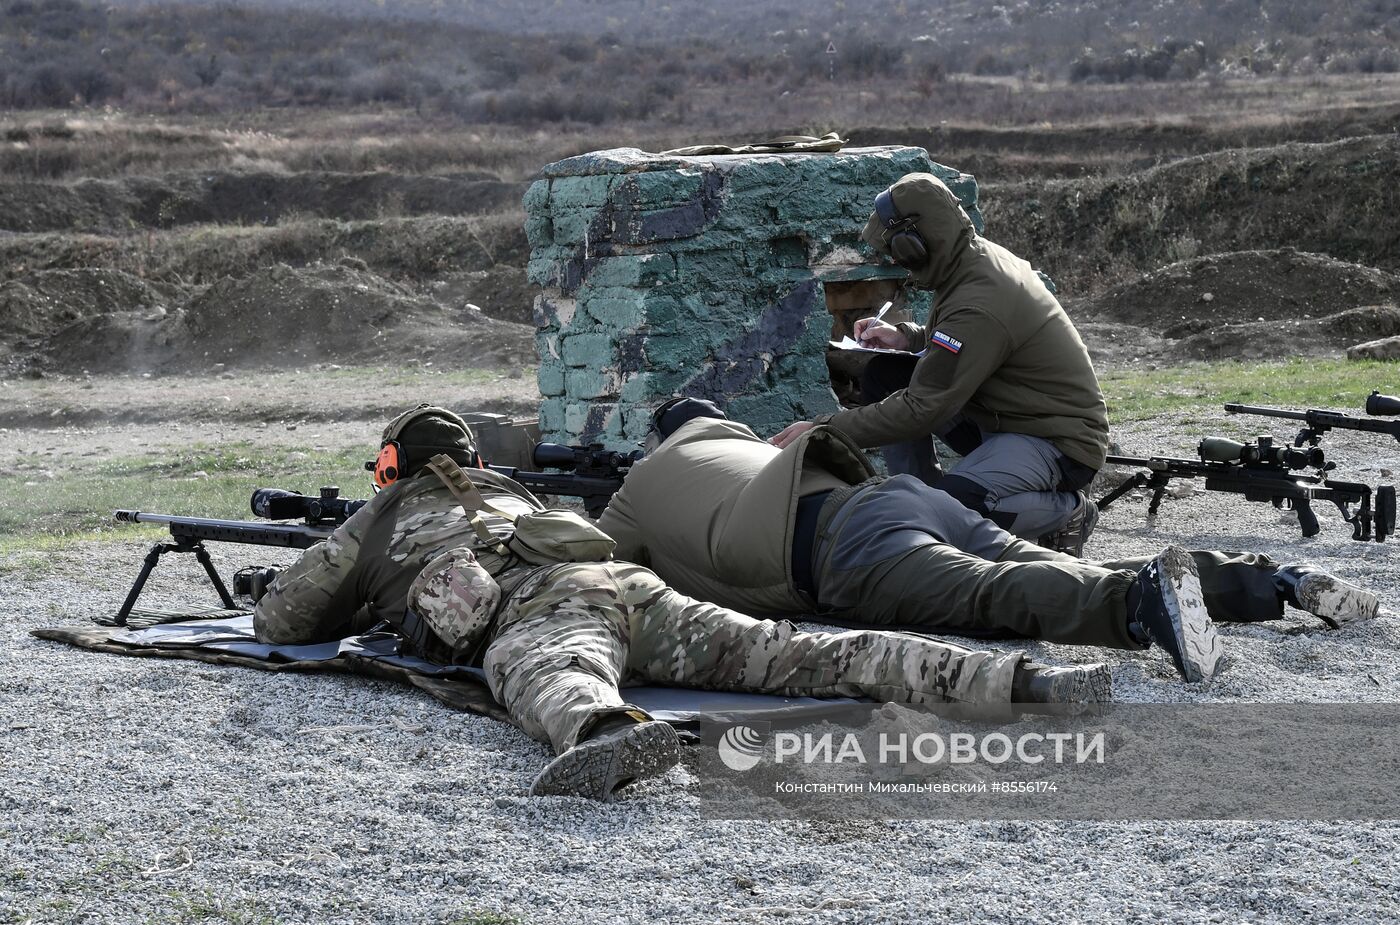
left=5, top=0, right=1398, bottom=117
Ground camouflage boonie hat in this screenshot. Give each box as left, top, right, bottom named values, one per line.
left=409, top=546, right=501, bottom=657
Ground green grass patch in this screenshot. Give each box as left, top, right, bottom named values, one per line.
left=446, top=912, right=524, bottom=925
left=150, top=889, right=278, bottom=925
left=1101, top=358, right=1395, bottom=423
left=0, top=441, right=369, bottom=545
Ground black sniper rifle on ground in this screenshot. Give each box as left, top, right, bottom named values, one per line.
left=109, top=443, right=638, bottom=626
left=1097, top=434, right=1396, bottom=543
left=1224, top=390, right=1400, bottom=448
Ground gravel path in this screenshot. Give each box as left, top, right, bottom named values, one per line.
left=3, top=407, right=1398, bottom=924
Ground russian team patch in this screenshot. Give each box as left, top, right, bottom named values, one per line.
left=931, top=330, right=963, bottom=354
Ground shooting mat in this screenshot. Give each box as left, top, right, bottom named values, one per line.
left=32, top=613, right=862, bottom=730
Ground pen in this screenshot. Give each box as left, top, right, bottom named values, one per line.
left=860, top=301, right=894, bottom=345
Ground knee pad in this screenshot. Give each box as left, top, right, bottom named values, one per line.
left=935, top=474, right=1018, bottom=530
left=935, top=474, right=991, bottom=514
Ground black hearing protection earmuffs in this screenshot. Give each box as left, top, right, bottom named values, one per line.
left=873, top=186, right=929, bottom=270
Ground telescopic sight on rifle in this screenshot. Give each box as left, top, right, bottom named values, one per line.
left=1367, top=391, right=1400, bottom=417
left=1197, top=435, right=1327, bottom=472
left=250, top=486, right=369, bottom=525
left=531, top=442, right=644, bottom=478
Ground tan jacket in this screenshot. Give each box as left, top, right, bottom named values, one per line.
left=824, top=173, right=1110, bottom=470
left=595, top=418, right=874, bottom=614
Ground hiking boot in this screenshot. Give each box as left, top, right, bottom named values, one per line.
left=1013, top=662, right=1113, bottom=704
left=1127, top=545, right=1222, bottom=683
left=1274, top=565, right=1380, bottom=629
left=530, top=719, right=680, bottom=801
left=1038, top=492, right=1099, bottom=557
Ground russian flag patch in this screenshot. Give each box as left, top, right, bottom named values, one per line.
left=931, top=330, right=963, bottom=354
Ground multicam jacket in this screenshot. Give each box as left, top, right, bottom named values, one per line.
left=253, top=468, right=541, bottom=646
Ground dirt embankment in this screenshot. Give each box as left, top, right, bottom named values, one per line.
left=1069, top=249, right=1400, bottom=365
left=0, top=173, right=539, bottom=377
left=7, top=123, right=1400, bottom=378
left=0, top=170, right=525, bottom=234
left=850, top=101, right=1400, bottom=181
left=37, top=263, right=535, bottom=376
left=984, top=134, right=1400, bottom=297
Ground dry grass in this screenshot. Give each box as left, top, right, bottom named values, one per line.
left=6, top=73, right=1399, bottom=182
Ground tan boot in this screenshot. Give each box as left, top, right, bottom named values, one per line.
left=530, top=719, right=681, bottom=801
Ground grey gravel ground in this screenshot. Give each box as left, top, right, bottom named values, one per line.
left=4, top=407, right=1399, bottom=924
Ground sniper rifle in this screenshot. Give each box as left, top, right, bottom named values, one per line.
left=1097, top=435, right=1395, bottom=543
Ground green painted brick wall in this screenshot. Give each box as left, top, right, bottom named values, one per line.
left=524, top=145, right=981, bottom=449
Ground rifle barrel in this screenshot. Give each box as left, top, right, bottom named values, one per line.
left=114, top=510, right=331, bottom=548
left=1223, top=403, right=1309, bottom=420
left=1105, top=454, right=1161, bottom=468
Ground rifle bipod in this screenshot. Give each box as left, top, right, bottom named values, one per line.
left=106, top=536, right=236, bottom=627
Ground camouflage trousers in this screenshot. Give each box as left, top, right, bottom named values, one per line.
left=481, top=561, right=1025, bottom=754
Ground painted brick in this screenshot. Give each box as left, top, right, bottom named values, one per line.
left=524, top=145, right=979, bottom=449
left=538, top=397, right=565, bottom=439
left=561, top=332, right=613, bottom=368
left=583, top=293, right=648, bottom=329
left=618, top=371, right=656, bottom=403
left=549, top=175, right=615, bottom=209
left=583, top=254, right=676, bottom=289
left=537, top=362, right=565, bottom=397
left=522, top=180, right=553, bottom=249
left=621, top=406, right=655, bottom=442
left=632, top=168, right=704, bottom=208
left=563, top=401, right=591, bottom=437
left=550, top=209, right=598, bottom=248
left=536, top=330, right=562, bottom=362
left=565, top=367, right=621, bottom=400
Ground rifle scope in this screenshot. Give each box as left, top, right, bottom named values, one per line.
left=1198, top=436, right=1324, bottom=471
left=1367, top=391, right=1400, bottom=417
left=251, top=486, right=368, bottom=525
left=533, top=442, right=644, bottom=472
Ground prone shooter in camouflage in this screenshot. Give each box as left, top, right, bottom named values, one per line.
left=255, top=404, right=1114, bottom=800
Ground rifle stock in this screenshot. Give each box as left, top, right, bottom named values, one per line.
left=484, top=467, right=624, bottom=518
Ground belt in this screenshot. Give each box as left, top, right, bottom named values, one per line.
left=791, top=490, right=834, bottom=596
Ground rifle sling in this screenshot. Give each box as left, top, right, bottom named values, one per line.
left=424, top=454, right=515, bottom=548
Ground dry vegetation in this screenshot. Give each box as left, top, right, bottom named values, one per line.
left=4, top=0, right=1400, bottom=127
left=1, top=0, right=1398, bottom=381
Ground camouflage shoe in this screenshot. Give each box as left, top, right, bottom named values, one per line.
left=1128, top=545, right=1223, bottom=683
left=1038, top=492, right=1099, bottom=558
left=530, top=719, right=681, bottom=801
left=1013, top=662, right=1114, bottom=704
left=1274, top=565, right=1380, bottom=629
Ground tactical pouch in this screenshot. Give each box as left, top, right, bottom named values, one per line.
left=505, top=509, right=616, bottom=566
left=407, top=545, right=501, bottom=661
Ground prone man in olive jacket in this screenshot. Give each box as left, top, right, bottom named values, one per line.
left=771, top=173, right=1109, bottom=555
left=600, top=401, right=1381, bottom=685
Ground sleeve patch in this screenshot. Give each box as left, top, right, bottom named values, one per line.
left=931, top=330, right=963, bottom=354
